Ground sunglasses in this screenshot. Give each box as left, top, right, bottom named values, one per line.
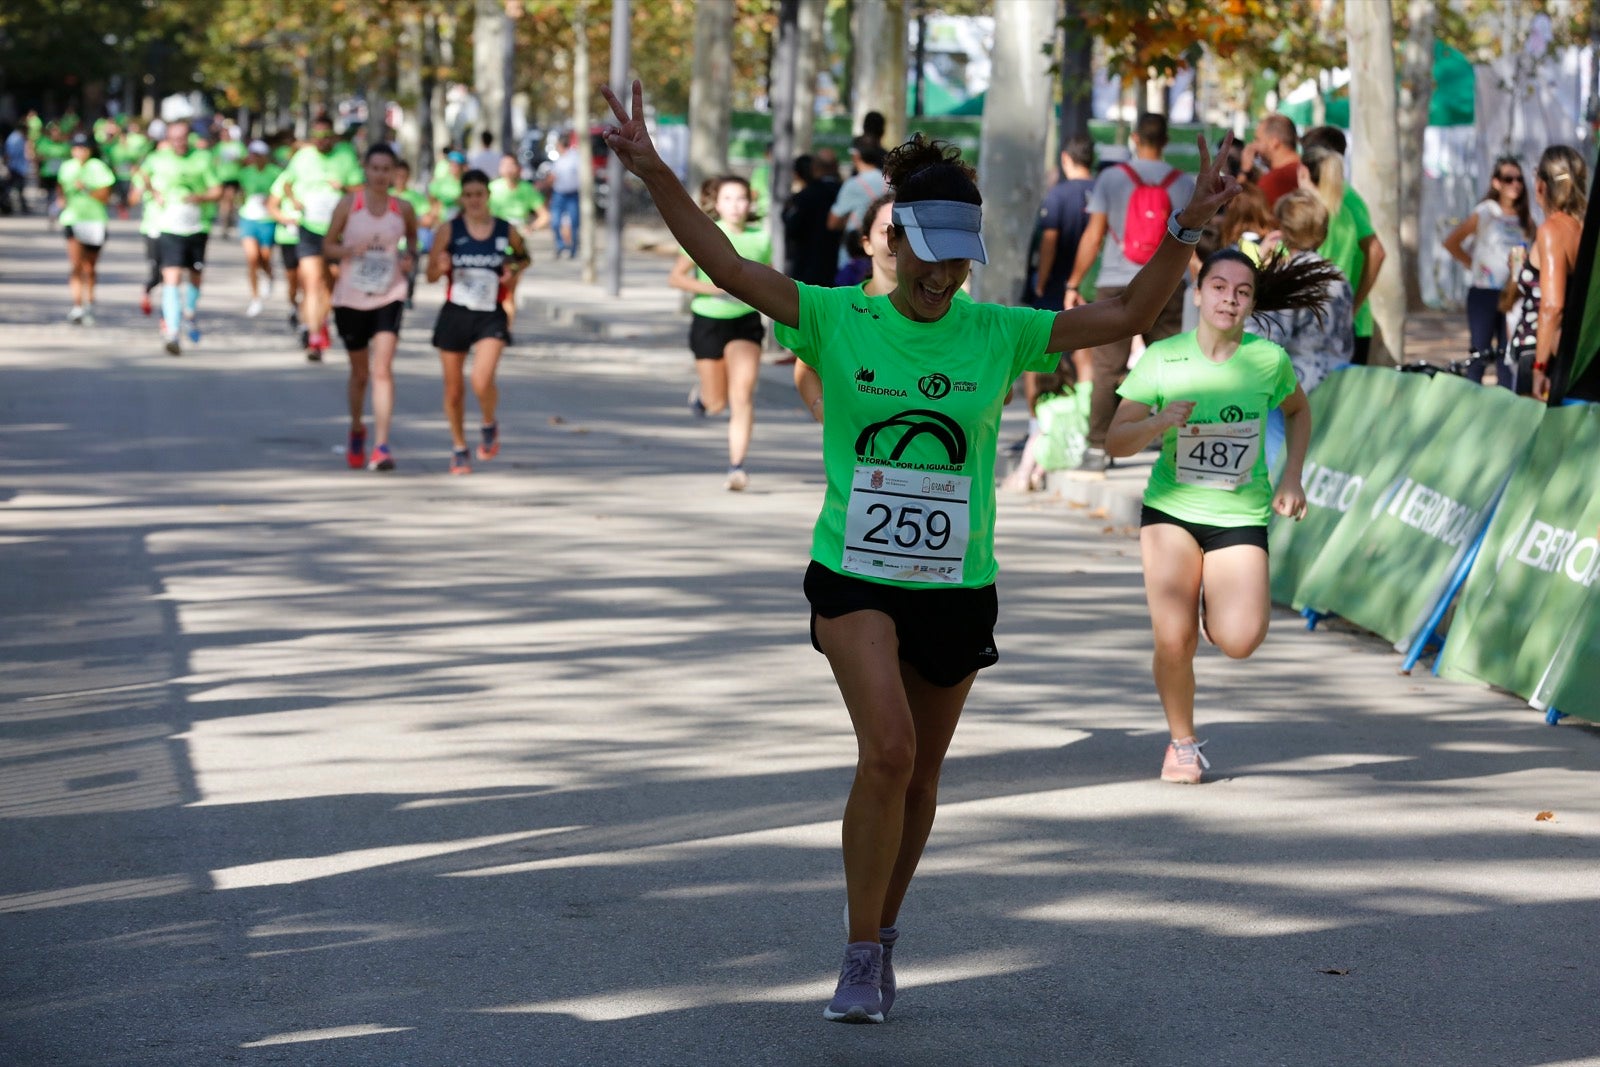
left=1496, top=173, right=1524, bottom=183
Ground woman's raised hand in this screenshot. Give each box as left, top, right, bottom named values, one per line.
left=600, top=80, right=661, bottom=177
left=1177, top=131, right=1242, bottom=229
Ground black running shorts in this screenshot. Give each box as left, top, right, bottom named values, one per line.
left=1140, top=505, right=1269, bottom=553
left=689, top=310, right=764, bottom=360
left=296, top=228, right=326, bottom=259
left=432, top=301, right=510, bottom=353
left=333, top=301, right=405, bottom=353
left=804, top=560, right=999, bottom=688
left=157, top=232, right=209, bottom=272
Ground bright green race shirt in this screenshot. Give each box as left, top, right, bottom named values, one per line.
left=35, top=138, right=70, bottom=177
left=109, top=133, right=151, bottom=179
left=269, top=170, right=302, bottom=244
left=488, top=177, right=544, bottom=226
left=57, top=157, right=114, bottom=225
left=428, top=172, right=462, bottom=217
left=777, top=283, right=1057, bottom=589
left=140, top=146, right=220, bottom=236
left=1318, top=188, right=1376, bottom=339
left=1118, top=331, right=1297, bottom=528
left=281, top=145, right=361, bottom=235
left=236, top=163, right=282, bottom=220
left=685, top=222, right=772, bottom=319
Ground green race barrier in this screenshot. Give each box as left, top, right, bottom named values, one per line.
left=1292, top=373, right=1543, bottom=647
left=1438, top=403, right=1600, bottom=710
left=1269, top=367, right=1413, bottom=608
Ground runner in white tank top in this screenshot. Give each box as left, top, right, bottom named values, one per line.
left=324, top=145, right=418, bottom=472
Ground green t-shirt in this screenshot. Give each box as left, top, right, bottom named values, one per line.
left=140, top=146, right=220, bottom=236
left=777, top=282, right=1057, bottom=589
left=428, top=172, right=462, bottom=217
left=488, top=177, right=545, bottom=225
left=57, top=157, right=115, bottom=225
left=1117, top=331, right=1297, bottom=527
left=268, top=170, right=302, bottom=244
left=686, top=222, right=772, bottom=319
left=1318, top=188, right=1376, bottom=339
left=393, top=187, right=430, bottom=250
left=214, top=140, right=247, bottom=182
left=36, top=138, right=70, bottom=178
left=236, top=163, right=282, bottom=220
left=109, top=133, right=151, bottom=179
left=281, top=145, right=361, bottom=234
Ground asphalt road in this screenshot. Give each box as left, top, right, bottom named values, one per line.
left=2, top=210, right=1597, bottom=1067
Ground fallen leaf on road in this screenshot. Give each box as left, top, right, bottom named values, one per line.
left=1318, top=968, right=1351, bottom=976
left=548, top=415, right=565, bottom=425
left=1536, top=811, right=1555, bottom=821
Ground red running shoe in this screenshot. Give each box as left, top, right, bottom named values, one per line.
left=140, top=292, right=152, bottom=316
left=346, top=426, right=367, bottom=470
left=476, top=422, right=499, bottom=461
left=450, top=448, right=472, bottom=475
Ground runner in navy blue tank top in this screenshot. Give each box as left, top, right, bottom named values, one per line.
left=426, top=169, right=528, bottom=474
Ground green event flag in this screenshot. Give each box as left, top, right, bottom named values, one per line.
left=1293, top=373, right=1542, bottom=647
left=1438, top=403, right=1600, bottom=705
left=1268, top=367, right=1412, bottom=608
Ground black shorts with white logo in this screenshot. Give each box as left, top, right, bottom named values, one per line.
left=431, top=301, right=510, bottom=353
left=157, top=232, right=209, bottom=272
left=803, top=560, right=999, bottom=688
left=689, top=310, right=764, bottom=360
left=333, top=301, right=405, bottom=353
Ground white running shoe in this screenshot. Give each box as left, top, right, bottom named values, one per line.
left=67, top=306, right=84, bottom=324
left=246, top=298, right=263, bottom=318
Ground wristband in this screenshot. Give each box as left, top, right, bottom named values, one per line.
left=1066, top=285, right=1079, bottom=292
left=1534, top=362, right=1548, bottom=372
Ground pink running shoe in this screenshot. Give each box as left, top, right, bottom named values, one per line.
left=346, top=426, right=367, bottom=470
left=1161, top=738, right=1210, bottom=784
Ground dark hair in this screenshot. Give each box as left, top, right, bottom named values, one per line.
left=862, top=110, right=886, bottom=140
left=1300, top=125, right=1346, bottom=156
left=364, top=143, right=397, bottom=164
left=479, top=130, right=494, bottom=147
left=311, top=113, right=334, bottom=130
left=857, top=190, right=896, bottom=256
left=883, top=134, right=979, bottom=207
left=702, top=173, right=761, bottom=223
left=1484, top=154, right=1535, bottom=240
left=853, top=136, right=886, bottom=168
left=1062, top=135, right=1094, bottom=172
left=1199, top=248, right=1346, bottom=326
left=460, top=168, right=491, bottom=189
left=792, top=154, right=813, bottom=182
left=1134, top=112, right=1168, bottom=149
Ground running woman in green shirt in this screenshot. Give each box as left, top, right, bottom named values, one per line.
left=278, top=115, right=362, bottom=360
left=35, top=124, right=71, bottom=229
left=138, top=118, right=223, bottom=355
left=56, top=134, right=115, bottom=324
left=1107, top=249, right=1338, bottom=784
left=235, top=140, right=282, bottom=318
left=487, top=153, right=549, bottom=339
left=602, top=79, right=1241, bottom=1024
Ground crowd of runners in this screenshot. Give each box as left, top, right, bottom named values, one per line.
left=5, top=109, right=561, bottom=475
left=10, top=84, right=1577, bottom=1029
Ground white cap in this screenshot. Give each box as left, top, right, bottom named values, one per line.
left=248, top=139, right=270, bottom=155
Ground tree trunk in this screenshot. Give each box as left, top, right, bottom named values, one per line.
left=605, top=0, right=632, bottom=298
left=420, top=10, right=439, bottom=178
left=853, top=0, right=906, bottom=146
left=573, top=2, right=597, bottom=284
left=398, top=7, right=423, bottom=167
left=1398, top=0, right=1434, bottom=312
left=912, top=4, right=926, bottom=118
left=1347, top=0, right=1405, bottom=364
left=769, top=0, right=800, bottom=279
left=474, top=0, right=511, bottom=148
left=974, top=0, right=1053, bottom=305
left=1059, top=0, right=1094, bottom=146
left=688, top=0, right=734, bottom=194
left=792, top=0, right=826, bottom=154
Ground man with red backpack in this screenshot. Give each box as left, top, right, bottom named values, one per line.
left=1064, top=112, right=1196, bottom=471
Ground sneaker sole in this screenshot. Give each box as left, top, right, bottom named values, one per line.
left=821, top=1005, right=884, bottom=1024
left=1161, top=772, right=1204, bottom=784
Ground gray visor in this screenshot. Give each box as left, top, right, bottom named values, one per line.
left=892, top=200, right=987, bottom=264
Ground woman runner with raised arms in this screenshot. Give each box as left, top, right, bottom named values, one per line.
left=601, top=79, right=1240, bottom=1023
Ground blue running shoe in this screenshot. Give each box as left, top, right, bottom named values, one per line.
left=879, top=925, right=898, bottom=1016
left=822, top=942, right=883, bottom=1023
left=185, top=314, right=201, bottom=345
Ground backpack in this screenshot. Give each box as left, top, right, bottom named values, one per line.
left=1116, top=162, right=1179, bottom=265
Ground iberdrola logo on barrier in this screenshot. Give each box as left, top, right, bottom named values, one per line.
left=1371, top=476, right=1482, bottom=548
left=1495, top=514, right=1600, bottom=587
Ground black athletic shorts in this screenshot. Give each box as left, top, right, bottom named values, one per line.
left=157, top=232, right=209, bottom=272
left=222, top=179, right=242, bottom=191
left=279, top=240, right=301, bottom=271
left=296, top=228, right=326, bottom=259
left=804, top=560, right=999, bottom=688
left=432, top=301, right=510, bottom=352
left=1140, top=505, right=1269, bottom=553
left=689, top=310, right=764, bottom=360
left=334, top=301, right=405, bottom=352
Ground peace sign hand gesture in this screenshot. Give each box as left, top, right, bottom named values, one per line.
left=600, top=80, right=663, bottom=178
left=1175, top=131, right=1242, bottom=230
